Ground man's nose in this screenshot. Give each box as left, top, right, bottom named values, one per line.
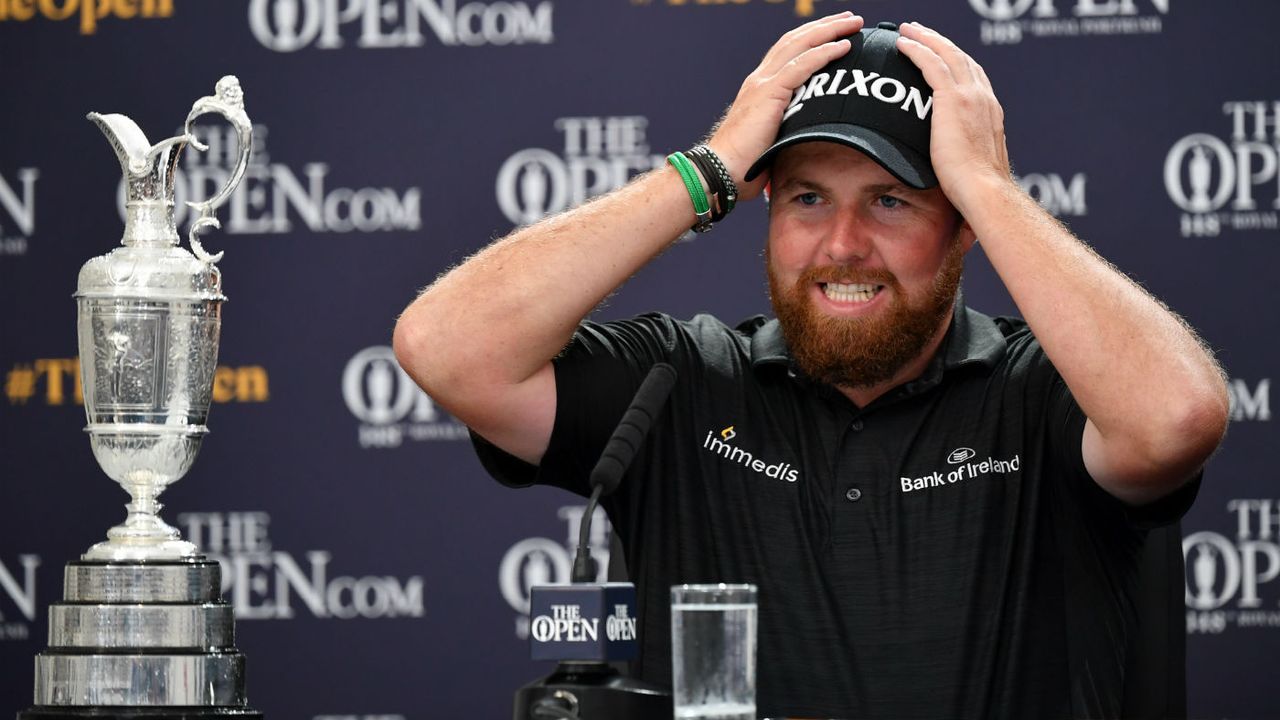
left=822, top=209, right=873, bottom=264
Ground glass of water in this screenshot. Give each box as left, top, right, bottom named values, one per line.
left=670, top=583, right=758, bottom=720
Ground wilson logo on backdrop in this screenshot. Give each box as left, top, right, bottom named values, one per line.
left=0, top=0, right=172, bottom=34
left=496, top=115, right=665, bottom=226
left=128, top=122, right=421, bottom=236
left=1166, top=101, right=1280, bottom=238
left=1185, top=499, right=1280, bottom=634
left=0, top=167, right=37, bottom=257
left=4, top=358, right=268, bottom=406
left=248, top=0, right=553, bottom=51
left=342, top=346, right=469, bottom=448
left=969, top=0, right=1167, bottom=45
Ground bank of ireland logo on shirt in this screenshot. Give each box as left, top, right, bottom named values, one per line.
left=901, top=446, right=1020, bottom=492
left=700, top=425, right=799, bottom=483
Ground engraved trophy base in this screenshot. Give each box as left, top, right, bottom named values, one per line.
left=20, top=559, right=261, bottom=720
left=18, top=706, right=262, bottom=720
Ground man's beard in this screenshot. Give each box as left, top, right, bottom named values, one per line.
left=767, top=241, right=964, bottom=390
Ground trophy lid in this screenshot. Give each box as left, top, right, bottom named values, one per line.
left=75, top=77, right=251, bottom=304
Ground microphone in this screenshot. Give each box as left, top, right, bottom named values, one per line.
left=573, top=362, right=676, bottom=583
left=589, top=362, right=678, bottom=495
left=515, top=363, right=677, bottom=720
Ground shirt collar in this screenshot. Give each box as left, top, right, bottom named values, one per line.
left=748, top=293, right=1008, bottom=380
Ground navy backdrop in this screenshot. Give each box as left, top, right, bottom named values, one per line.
left=1, top=0, right=1278, bottom=717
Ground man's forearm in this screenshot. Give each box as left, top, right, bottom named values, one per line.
left=394, top=165, right=695, bottom=411
left=958, top=176, right=1228, bottom=496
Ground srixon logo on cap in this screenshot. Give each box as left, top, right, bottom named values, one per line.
left=784, top=69, right=934, bottom=123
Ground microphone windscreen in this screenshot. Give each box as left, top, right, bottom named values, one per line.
left=590, top=363, right=677, bottom=495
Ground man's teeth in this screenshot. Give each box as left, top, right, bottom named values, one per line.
left=823, top=283, right=880, bottom=303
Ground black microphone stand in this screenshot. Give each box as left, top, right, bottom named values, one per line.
left=513, top=364, right=677, bottom=720
left=515, top=661, right=671, bottom=720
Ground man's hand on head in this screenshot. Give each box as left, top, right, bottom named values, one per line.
left=889, top=28, right=1228, bottom=508
left=707, top=12, right=863, bottom=203
left=895, top=22, right=1013, bottom=215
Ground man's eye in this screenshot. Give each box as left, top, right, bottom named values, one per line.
left=878, top=195, right=904, bottom=209
left=797, top=192, right=820, bottom=206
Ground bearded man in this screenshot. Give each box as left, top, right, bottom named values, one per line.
left=393, top=14, right=1228, bottom=720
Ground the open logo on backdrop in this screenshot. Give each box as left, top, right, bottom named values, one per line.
left=0, top=555, right=40, bottom=642
left=969, top=0, right=1167, bottom=46
left=499, top=506, right=610, bottom=639
left=1229, top=379, right=1271, bottom=423
left=124, top=122, right=421, bottom=236
left=626, top=0, right=858, bottom=19
left=1014, top=172, right=1087, bottom=217
left=0, top=0, right=173, bottom=35
left=1165, top=101, right=1280, bottom=238
left=496, top=115, right=665, bottom=226
left=4, top=358, right=267, bottom=407
left=176, top=511, right=425, bottom=620
left=0, top=167, right=37, bottom=258
left=248, top=0, right=553, bottom=52
left=1185, top=498, right=1280, bottom=634
left=342, top=346, right=469, bottom=449
left=1179, top=379, right=1270, bottom=633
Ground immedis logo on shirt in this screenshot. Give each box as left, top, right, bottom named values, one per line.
left=700, top=425, right=799, bottom=483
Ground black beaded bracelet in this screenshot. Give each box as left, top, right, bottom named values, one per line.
left=685, top=149, right=729, bottom=223
left=690, top=145, right=738, bottom=215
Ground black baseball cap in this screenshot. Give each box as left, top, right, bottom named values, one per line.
left=745, top=21, right=937, bottom=189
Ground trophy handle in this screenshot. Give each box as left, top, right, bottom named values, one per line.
left=182, top=75, right=253, bottom=264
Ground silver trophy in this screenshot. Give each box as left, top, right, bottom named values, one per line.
left=22, top=77, right=261, bottom=720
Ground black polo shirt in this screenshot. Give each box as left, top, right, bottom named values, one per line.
left=473, top=302, right=1198, bottom=720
